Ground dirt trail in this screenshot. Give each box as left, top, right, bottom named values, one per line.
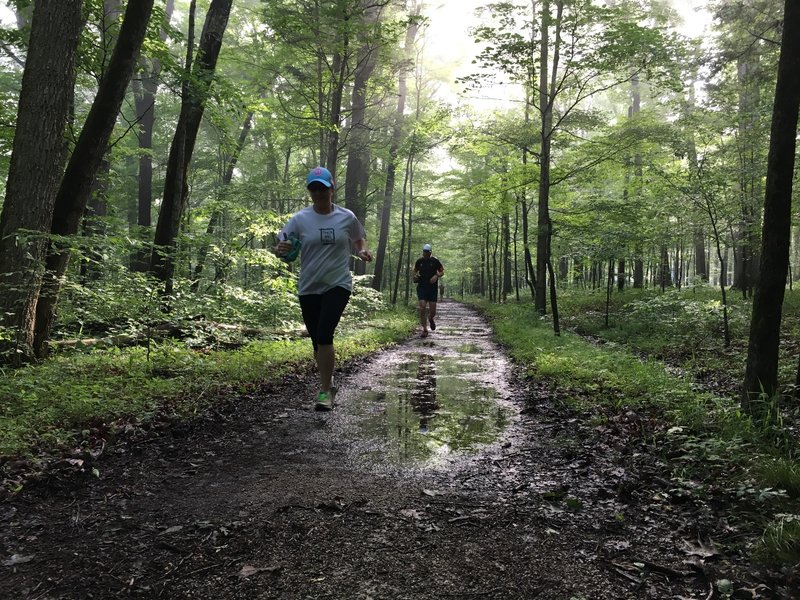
left=0, top=301, right=775, bottom=599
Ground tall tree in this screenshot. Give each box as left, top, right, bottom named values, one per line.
left=534, top=0, right=558, bottom=315
left=150, top=0, right=234, bottom=292
left=131, top=0, right=176, bottom=272
left=742, top=0, right=800, bottom=412
left=0, top=0, right=82, bottom=360
left=32, top=0, right=156, bottom=356
left=373, top=4, right=420, bottom=291
left=343, top=1, right=380, bottom=276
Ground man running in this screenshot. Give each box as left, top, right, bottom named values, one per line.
left=412, top=243, right=444, bottom=338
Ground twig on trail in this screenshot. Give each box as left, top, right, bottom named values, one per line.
left=31, top=585, right=55, bottom=600
left=447, top=515, right=476, bottom=525
left=636, top=560, right=689, bottom=579
left=275, top=503, right=316, bottom=513
left=183, top=562, right=223, bottom=577
left=153, top=549, right=197, bottom=589
left=606, top=562, right=642, bottom=584
left=705, top=582, right=714, bottom=600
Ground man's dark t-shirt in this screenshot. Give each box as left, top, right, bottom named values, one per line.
left=414, top=256, right=443, bottom=285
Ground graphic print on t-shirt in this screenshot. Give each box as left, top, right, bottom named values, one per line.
left=320, top=228, right=335, bottom=245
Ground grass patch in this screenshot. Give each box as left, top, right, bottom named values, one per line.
left=758, top=515, right=800, bottom=565
left=0, top=307, right=417, bottom=458
left=758, top=458, right=800, bottom=499
left=479, top=301, right=701, bottom=413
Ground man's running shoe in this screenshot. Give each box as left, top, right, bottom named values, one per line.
left=429, top=317, right=436, bottom=330
left=315, top=390, right=333, bottom=411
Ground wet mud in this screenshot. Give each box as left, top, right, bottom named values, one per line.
left=0, top=300, right=783, bottom=599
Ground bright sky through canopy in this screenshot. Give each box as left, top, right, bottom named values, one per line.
left=423, top=0, right=713, bottom=111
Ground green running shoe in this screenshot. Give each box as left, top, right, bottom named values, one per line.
left=315, top=389, right=334, bottom=411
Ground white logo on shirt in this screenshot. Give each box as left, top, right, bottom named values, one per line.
left=320, top=228, right=335, bottom=245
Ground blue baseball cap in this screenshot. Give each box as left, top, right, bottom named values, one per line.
left=423, top=244, right=432, bottom=252
left=306, top=166, right=333, bottom=188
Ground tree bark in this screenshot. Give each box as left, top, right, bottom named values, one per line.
left=373, top=6, right=419, bottom=291
left=742, top=0, right=800, bottom=412
left=131, top=0, right=175, bottom=272
left=32, top=0, right=156, bottom=357
left=535, top=0, right=562, bottom=315
left=535, top=0, right=553, bottom=315
left=0, top=0, right=82, bottom=360
left=150, top=0, right=233, bottom=289
left=502, top=212, right=512, bottom=301
left=344, top=2, right=379, bottom=276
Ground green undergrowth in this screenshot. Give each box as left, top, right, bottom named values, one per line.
left=476, top=300, right=703, bottom=414
left=473, top=298, right=800, bottom=568
left=0, top=307, right=417, bottom=459
left=559, top=286, right=800, bottom=388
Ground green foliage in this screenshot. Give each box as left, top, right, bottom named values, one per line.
left=757, top=515, right=800, bottom=566
left=757, top=459, right=800, bottom=499
left=0, top=304, right=417, bottom=458
left=560, top=287, right=751, bottom=360
left=479, top=300, right=701, bottom=411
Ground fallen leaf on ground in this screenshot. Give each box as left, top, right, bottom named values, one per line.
left=682, top=537, right=720, bottom=558
left=3, top=554, right=34, bottom=567
left=238, top=565, right=279, bottom=579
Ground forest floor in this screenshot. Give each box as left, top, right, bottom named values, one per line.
left=0, top=301, right=792, bottom=599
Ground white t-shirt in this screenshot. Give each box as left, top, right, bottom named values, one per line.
left=280, top=204, right=366, bottom=295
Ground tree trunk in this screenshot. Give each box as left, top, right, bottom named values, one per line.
left=502, top=212, right=512, bottom=301
left=0, top=0, right=82, bottom=360
left=742, top=0, right=800, bottom=412
left=633, top=255, right=644, bottom=288
left=522, top=85, right=537, bottom=302
left=131, top=0, right=175, bottom=272
left=81, top=158, right=111, bottom=283
left=535, top=0, right=553, bottom=314
left=344, top=4, right=379, bottom=276
left=391, top=154, right=412, bottom=306
left=659, top=246, right=672, bottom=290
left=404, top=158, right=415, bottom=305
left=732, top=50, right=763, bottom=298
left=535, top=0, right=563, bottom=315
left=547, top=221, right=560, bottom=335
left=373, top=6, right=419, bottom=291
left=150, top=0, right=233, bottom=289
left=32, top=0, right=156, bottom=357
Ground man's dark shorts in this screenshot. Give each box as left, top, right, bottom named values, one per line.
left=416, top=283, right=438, bottom=303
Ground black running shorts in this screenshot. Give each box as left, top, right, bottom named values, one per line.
left=299, top=286, right=351, bottom=350
left=416, top=283, right=438, bottom=303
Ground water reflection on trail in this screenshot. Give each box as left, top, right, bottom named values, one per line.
left=330, top=301, right=516, bottom=468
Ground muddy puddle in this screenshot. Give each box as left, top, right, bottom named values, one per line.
left=324, top=300, right=518, bottom=469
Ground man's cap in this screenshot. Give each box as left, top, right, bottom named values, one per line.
left=423, top=244, right=432, bottom=252
left=306, top=166, right=333, bottom=188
